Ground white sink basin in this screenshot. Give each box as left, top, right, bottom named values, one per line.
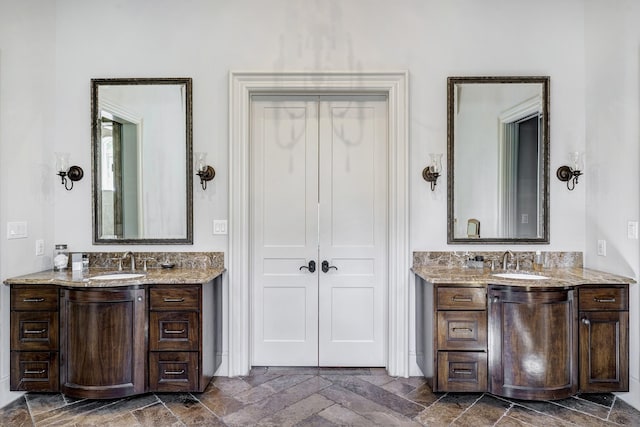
left=90, top=273, right=146, bottom=280
left=492, top=272, right=549, bottom=280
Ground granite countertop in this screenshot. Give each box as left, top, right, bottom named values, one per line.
left=3, top=267, right=225, bottom=288
left=412, top=266, right=635, bottom=288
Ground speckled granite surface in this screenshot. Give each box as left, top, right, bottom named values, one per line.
left=413, top=251, right=583, bottom=269
left=412, top=251, right=634, bottom=288
left=3, top=267, right=225, bottom=288
left=412, top=265, right=634, bottom=288
left=86, top=251, right=224, bottom=270
left=3, top=251, right=225, bottom=288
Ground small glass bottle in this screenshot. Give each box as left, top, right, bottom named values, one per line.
left=53, top=244, right=69, bottom=271
left=534, top=251, right=543, bottom=271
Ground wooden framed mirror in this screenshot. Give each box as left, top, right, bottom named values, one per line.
left=91, top=78, right=193, bottom=244
left=447, top=76, right=550, bottom=244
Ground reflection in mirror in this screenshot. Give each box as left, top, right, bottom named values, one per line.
left=92, top=78, right=193, bottom=244
left=448, top=76, right=549, bottom=244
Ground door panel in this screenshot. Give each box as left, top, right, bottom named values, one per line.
left=252, top=97, right=319, bottom=366
left=252, top=95, right=387, bottom=367
left=319, top=98, right=387, bottom=366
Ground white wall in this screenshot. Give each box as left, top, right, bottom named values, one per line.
left=0, top=0, right=637, bottom=410
left=0, top=0, right=57, bottom=406
left=584, top=0, right=640, bottom=409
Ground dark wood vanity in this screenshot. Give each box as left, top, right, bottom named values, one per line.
left=416, top=275, right=630, bottom=401
left=8, top=273, right=223, bottom=399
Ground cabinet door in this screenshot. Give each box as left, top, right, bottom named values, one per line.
left=149, top=352, right=199, bottom=392
left=488, top=287, right=578, bottom=400
left=579, top=310, right=629, bottom=392
left=150, top=311, right=199, bottom=351
left=11, top=311, right=58, bottom=351
left=10, top=351, right=59, bottom=392
left=60, top=288, right=146, bottom=399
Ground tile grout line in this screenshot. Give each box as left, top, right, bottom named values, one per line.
left=606, top=395, right=617, bottom=423
left=183, top=390, right=232, bottom=425
left=448, top=392, right=486, bottom=425
left=156, top=395, right=188, bottom=427
left=492, top=402, right=515, bottom=427
left=543, top=396, right=614, bottom=423
left=492, top=394, right=606, bottom=427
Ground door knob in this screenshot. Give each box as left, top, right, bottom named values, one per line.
left=321, top=260, right=338, bottom=273
left=299, top=260, right=316, bottom=273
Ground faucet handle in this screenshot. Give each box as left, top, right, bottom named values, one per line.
left=143, top=258, right=156, bottom=271
left=515, top=257, right=521, bottom=271
left=110, top=257, right=123, bottom=271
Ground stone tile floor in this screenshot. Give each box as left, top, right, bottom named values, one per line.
left=1, top=367, right=640, bottom=426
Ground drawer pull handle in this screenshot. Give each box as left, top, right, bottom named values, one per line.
left=452, top=327, right=472, bottom=332
left=23, top=298, right=45, bottom=302
left=24, top=369, right=46, bottom=375
left=163, top=298, right=185, bottom=303
left=452, top=369, right=473, bottom=375
left=452, top=296, right=472, bottom=302
left=594, top=297, right=616, bottom=303
left=163, top=329, right=186, bottom=334
left=24, top=329, right=47, bottom=334
left=163, top=369, right=185, bottom=375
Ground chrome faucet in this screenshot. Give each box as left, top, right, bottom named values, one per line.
left=122, top=251, right=136, bottom=271
left=502, top=250, right=514, bottom=270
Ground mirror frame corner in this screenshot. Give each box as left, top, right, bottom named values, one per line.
left=447, top=75, right=550, bottom=245
left=91, top=77, right=194, bottom=245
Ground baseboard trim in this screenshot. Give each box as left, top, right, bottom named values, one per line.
left=0, top=376, right=24, bottom=409
left=615, top=376, right=640, bottom=411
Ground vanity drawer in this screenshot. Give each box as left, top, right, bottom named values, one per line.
left=150, top=311, right=199, bottom=351
left=10, top=351, right=59, bottom=392
left=437, top=351, right=487, bottom=392
left=11, top=312, right=58, bottom=351
left=149, top=351, right=198, bottom=392
left=11, top=286, right=58, bottom=311
left=437, top=286, right=486, bottom=310
left=437, top=311, right=487, bottom=350
left=150, top=286, right=200, bottom=311
left=579, top=286, right=628, bottom=311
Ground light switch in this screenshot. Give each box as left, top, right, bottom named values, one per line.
left=627, top=221, right=638, bottom=240
left=7, top=221, right=28, bottom=239
left=213, top=220, right=228, bottom=235
left=597, top=239, right=606, bottom=256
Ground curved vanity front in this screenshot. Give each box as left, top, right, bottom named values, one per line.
left=6, top=266, right=224, bottom=399
left=413, top=266, right=632, bottom=401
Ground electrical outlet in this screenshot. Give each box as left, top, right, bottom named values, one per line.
left=597, top=239, right=606, bottom=256
left=521, top=214, right=529, bottom=224
left=213, top=220, right=228, bottom=235
left=35, top=239, right=45, bottom=256
left=627, top=221, right=638, bottom=239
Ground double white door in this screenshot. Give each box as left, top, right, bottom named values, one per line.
left=251, top=95, right=388, bottom=366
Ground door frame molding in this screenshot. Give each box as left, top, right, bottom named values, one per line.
left=229, top=71, right=410, bottom=377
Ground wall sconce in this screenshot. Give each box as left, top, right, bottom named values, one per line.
left=422, top=153, right=442, bottom=191
left=55, top=152, right=84, bottom=191
left=195, top=152, right=215, bottom=190
left=556, top=151, right=583, bottom=191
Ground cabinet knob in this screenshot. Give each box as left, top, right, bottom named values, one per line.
left=492, top=296, right=499, bottom=303
left=581, top=318, right=590, bottom=325
left=137, top=296, right=143, bottom=302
